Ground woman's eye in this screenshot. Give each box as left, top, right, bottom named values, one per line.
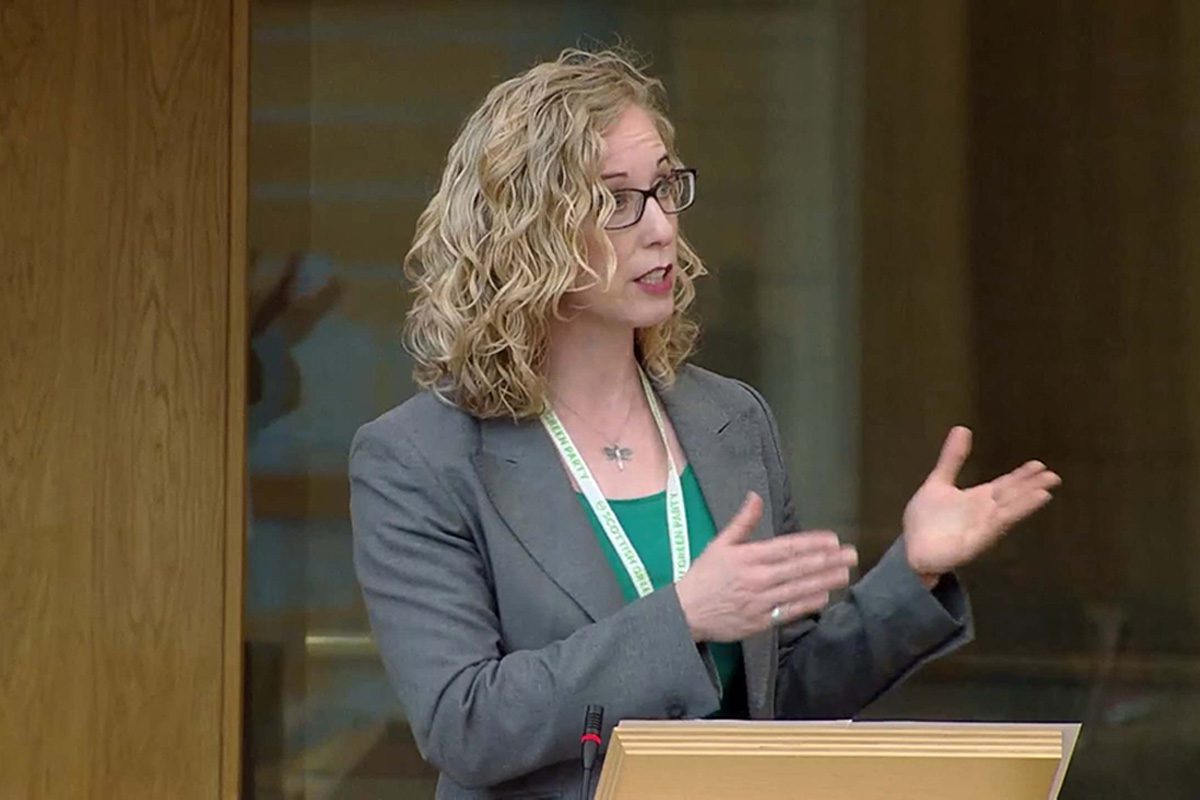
left=612, top=193, right=631, bottom=210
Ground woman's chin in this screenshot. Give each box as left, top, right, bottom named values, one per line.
left=630, top=303, right=675, bottom=331
left=561, top=298, right=675, bottom=334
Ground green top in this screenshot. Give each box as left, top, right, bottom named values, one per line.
left=576, top=464, right=744, bottom=719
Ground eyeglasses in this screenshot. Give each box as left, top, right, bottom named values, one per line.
left=603, top=168, right=697, bottom=230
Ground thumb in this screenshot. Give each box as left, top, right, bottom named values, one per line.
left=716, top=492, right=763, bottom=546
left=928, top=426, right=972, bottom=486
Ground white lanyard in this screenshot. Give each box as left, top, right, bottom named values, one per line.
left=540, top=370, right=689, bottom=598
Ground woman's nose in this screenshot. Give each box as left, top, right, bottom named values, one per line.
left=639, top=195, right=676, bottom=245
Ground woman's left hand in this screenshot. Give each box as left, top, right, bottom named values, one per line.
left=902, top=426, right=1062, bottom=583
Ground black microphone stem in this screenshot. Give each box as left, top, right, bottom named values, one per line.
left=579, top=704, right=605, bottom=800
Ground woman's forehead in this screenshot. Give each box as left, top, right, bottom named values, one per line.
left=601, top=105, right=667, bottom=174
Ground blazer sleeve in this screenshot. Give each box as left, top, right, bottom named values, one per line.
left=738, top=383, right=975, bottom=719
left=349, top=422, right=720, bottom=789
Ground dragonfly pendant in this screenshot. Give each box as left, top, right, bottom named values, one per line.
left=602, top=445, right=634, bottom=471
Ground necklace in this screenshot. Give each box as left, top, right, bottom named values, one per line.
left=541, top=369, right=690, bottom=596
left=551, top=382, right=638, bottom=470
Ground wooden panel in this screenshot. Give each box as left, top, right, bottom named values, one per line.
left=861, top=0, right=1200, bottom=655
left=225, top=1, right=249, bottom=797
left=1182, top=1, right=1200, bottom=618
left=966, top=0, right=1198, bottom=623
left=0, top=1, right=244, bottom=797
left=859, top=1, right=974, bottom=559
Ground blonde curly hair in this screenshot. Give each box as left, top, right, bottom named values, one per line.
left=403, top=47, right=707, bottom=419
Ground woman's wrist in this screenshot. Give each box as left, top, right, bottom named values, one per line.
left=674, top=580, right=707, bottom=642
left=902, top=533, right=942, bottom=590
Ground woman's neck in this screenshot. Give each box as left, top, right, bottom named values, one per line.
left=545, top=318, right=641, bottom=416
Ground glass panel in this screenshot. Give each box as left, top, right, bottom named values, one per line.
left=245, top=1, right=1200, bottom=798
left=854, top=5, right=1200, bottom=797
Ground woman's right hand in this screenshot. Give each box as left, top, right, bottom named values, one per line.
left=675, top=492, right=858, bottom=643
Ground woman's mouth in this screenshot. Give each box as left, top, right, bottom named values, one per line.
left=634, top=265, right=674, bottom=294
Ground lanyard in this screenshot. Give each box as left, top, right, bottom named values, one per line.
left=540, top=369, right=689, bottom=597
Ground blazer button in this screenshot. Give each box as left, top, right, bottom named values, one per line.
left=666, top=700, right=686, bottom=719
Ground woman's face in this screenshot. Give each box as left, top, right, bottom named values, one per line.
left=565, top=104, right=678, bottom=332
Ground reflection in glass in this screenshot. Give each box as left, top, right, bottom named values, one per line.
left=244, top=1, right=1200, bottom=798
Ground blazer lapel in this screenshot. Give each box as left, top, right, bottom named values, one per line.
left=474, top=414, right=626, bottom=623
left=658, top=369, right=774, bottom=545
left=659, top=368, right=776, bottom=719
left=473, top=367, right=778, bottom=717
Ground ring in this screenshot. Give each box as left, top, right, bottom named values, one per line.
left=769, top=605, right=784, bottom=625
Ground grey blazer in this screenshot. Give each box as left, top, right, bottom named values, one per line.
left=350, top=364, right=972, bottom=799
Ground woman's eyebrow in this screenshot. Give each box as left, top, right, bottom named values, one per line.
left=601, top=155, right=671, bottom=181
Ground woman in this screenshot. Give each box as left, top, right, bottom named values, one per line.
left=350, top=48, right=1060, bottom=798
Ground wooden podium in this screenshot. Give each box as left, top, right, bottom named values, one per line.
left=593, top=721, right=1080, bottom=800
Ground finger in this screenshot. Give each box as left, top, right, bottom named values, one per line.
left=928, top=426, right=972, bottom=486
left=769, top=591, right=835, bottom=626
left=1012, top=470, right=1062, bottom=498
left=996, top=488, right=1054, bottom=528
left=996, top=469, right=1062, bottom=506
left=715, top=492, right=763, bottom=546
left=760, top=546, right=858, bottom=590
left=282, top=251, right=304, bottom=280
left=760, top=553, right=834, bottom=587
left=748, top=530, right=843, bottom=564
left=990, top=460, right=1050, bottom=503
left=311, top=277, right=344, bottom=307
left=774, top=563, right=853, bottom=600
left=993, top=460, right=1045, bottom=492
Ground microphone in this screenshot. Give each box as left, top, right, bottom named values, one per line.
left=578, top=704, right=605, bottom=800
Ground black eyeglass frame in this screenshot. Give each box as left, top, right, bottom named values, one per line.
left=603, top=167, right=698, bottom=231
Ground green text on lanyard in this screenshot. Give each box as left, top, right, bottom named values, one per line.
left=540, top=370, right=689, bottom=598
